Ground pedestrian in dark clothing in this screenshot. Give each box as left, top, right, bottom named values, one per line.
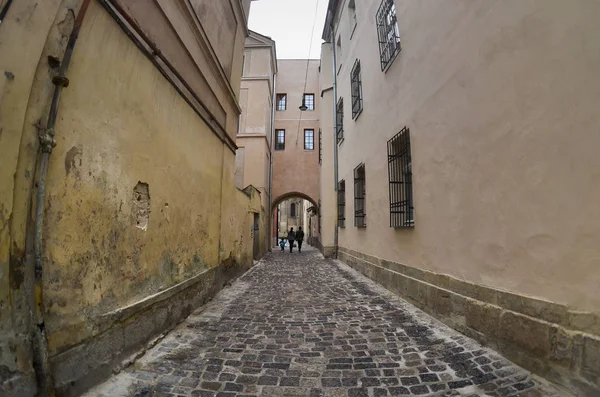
left=296, top=226, right=305, bottom=252
left=287, top=227, right=296, bottom=253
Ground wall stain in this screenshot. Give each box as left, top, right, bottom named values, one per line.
left=64, top=145, right=82, bottom=176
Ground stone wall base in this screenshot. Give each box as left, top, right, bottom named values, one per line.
left=49, top=260, right=252, bottom=397
left=320, top=245, right=336, bottom=258
left=338, top=246, right=600, bottom=397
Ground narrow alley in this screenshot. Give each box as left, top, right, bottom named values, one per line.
left=84, top=248, right=565, bottom=397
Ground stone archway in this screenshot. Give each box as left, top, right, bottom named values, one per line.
left=271, top=191, right=319, bottom=247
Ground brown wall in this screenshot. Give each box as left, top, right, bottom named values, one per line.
left=273, top=60, right=321, bottom=208
left=0, top=0, right=254, bottom=395
left=321, top=0, right=600, bottom=394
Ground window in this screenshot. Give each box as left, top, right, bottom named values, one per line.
left=304, top=129, right=314, bottom=150
left=387, top=126, right=414, bottom=227
left=350, top=60, right=363, bottom=118
left=318, top=199, right=322, bottom=234
left=336, top=98, right=344, bottom=142
left=354, top=164, right=366, bottom=227
left=348, top=0, right=357, bottom=33
left=319, top=129, right=322, bottom=164
left=290, top=202, right=296, bottom=218
left=303, top=94, right=315, bottom=110
left=275, top=130, right=285, bottom=150
left=276, top=94, right=287, bottom=111
left=338, top=180, right=346, bottom=228
left=376, top=0, right=401, bottom=71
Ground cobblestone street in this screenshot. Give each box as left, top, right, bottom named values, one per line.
left=84, top=247, right=567, bottom=397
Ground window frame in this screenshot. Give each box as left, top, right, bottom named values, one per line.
left=350, top=59, right=363, bottom=119
left=338, top=180, right=346, bottom=228
left=387, top=126, right=414, bottom=227
left=354, top=163, right=366, bottom=228
left=318, top=129, right=322, bottom=164
left=376, top=0, right=402, bottom=72
left=304, top=129, right=315, bottom=151
left=276, top=93, right=287, bottom=111
left=290, top=202, right=296, bottom=218
left=275, top=129, right=285, bottom=151
left=303, top=93, right=315, bottom=111
left=336, top=98, right=344, bottom=143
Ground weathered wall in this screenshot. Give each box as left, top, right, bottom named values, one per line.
left=324, top=0, right=600, bottom=394
left=272, top=60, right=321, bottom=207
left=0, top=0, right=256, bottom=395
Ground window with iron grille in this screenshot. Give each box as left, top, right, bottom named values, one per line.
left=304, top=129, right=314, bottom=150
left=303, top=93, right=315, bottom=110
left=275, top=129, right=285, bottom=150
left=387, top=126, right=414, bottom=227
left=336, top=98, right=344, bottom=142
left=350, top=60, right=363, bottom=118
left=338, top=180, right=346, bottom=228
left=276, top=93, right=287, bottom=111
left=354, top=164, right=366, bottom=227
left=376, top=0, right=401, bottom=71
left=318, top=129, right=322, bottom=164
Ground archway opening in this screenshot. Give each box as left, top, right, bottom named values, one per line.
left=271, top=192, right=319, bottom=248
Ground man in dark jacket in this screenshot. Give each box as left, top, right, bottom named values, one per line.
left=296, top=227, right=305, bottom=253
left=287, top=227, right=296, bottom=253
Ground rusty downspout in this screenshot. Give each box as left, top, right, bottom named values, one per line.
left=33, top=1, right=92, bottom=395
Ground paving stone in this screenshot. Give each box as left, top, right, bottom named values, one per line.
left=83, top=247, right=567, bottom=397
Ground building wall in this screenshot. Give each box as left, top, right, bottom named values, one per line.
left=318, top=43, right=337, bottom=257
left=323, top=0, right=600, bottom=394
left=0, top=0, right=255, bottom=395
left=272, top=60, right=321, bottom=207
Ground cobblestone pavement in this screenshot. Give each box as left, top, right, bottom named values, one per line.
left=84, top=246, right=567, bottom=397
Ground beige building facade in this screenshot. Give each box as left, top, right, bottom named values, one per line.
left=320, top=0, right=600, bottom=395
left=0, top=0, right=259, bottom=395
left=236, top=30, right=277, bottom=259
left=272, top=59, right=321, bottom=245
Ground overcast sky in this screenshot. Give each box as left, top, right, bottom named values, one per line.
left=248, top=0, right=328, bottom=59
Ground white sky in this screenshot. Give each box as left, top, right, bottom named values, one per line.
left=248, top=0, right=328, bottom=59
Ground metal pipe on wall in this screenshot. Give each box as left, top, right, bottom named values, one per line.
left=330, top=25, right=339, bottom=259
left=269, top=72, right=277, bottom=249
left=33, top=1, right=92, bottom=394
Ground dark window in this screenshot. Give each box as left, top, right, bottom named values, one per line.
left=318, top=199, right=322, bottom=234
left=319, top=129, right=322, bottom=164
left=275, top=129, right=285, bottom=150
left=388, top=126, right=414, bottom=227
left=348, top=0, right=357, bottom=31
left=336, top=98, right=344, bottom=142
left=304, top=129, right=314, bottom=150
left=350, top=60, right=363, bottom=118
left=354, top=164, right=366, bottom=227
left=290, top=202, right=296, bottom=218
left=376, top=0, right=401, bottom=71
left=276, top=94, right=287, bottom=111
left=303, top=93, right=315, bottom=110
left=338, top=180, right=346, bottom=228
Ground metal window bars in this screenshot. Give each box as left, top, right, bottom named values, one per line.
left=338, top=180, right=346, bottom=228
left=304, top=129, right=314, bottom=150
left=376, top=0, right=402, bottom=71
left=387, top=126, right=414, bottom=227
left=354, top=164, right=366, bottom=227
left=336, top=98, right=344, bottom=142
left=350, top=60, right=362, bottom=118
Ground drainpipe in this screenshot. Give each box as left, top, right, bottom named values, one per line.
left=330, top=25, right=339, bottom=259
left=269, top=72, right=276, bottom=249
left=33, top=1, right=92, bottom=395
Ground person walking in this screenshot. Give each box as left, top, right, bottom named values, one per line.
left=287, top=227, right=296, bottom=253
left=296, top=226, right=305, bottom=253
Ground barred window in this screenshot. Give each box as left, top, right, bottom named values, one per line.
left=387, top=126, right=414, bottom=227
left=303, top=93, right=315, bottom=110
left=376, top=0, right=401, bottom=71
left=338, top=180, right=346, bottom=228
left=336, top=98, right=344, bottom=142
left=304, top=129, right=314, bottom=150
left=318, top=199, right=322, bottom=234
left=350, top=60, right=363, bottom=118
left=354, top=164, right=366, bottom=227
left=276, top=94, right=287, bottom=111
left=275, top=129, right=285, bottom=150
left=319, top=129, right=322, bottom=164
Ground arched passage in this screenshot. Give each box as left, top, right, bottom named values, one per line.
left=271, top=191, right=319, bottom=247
